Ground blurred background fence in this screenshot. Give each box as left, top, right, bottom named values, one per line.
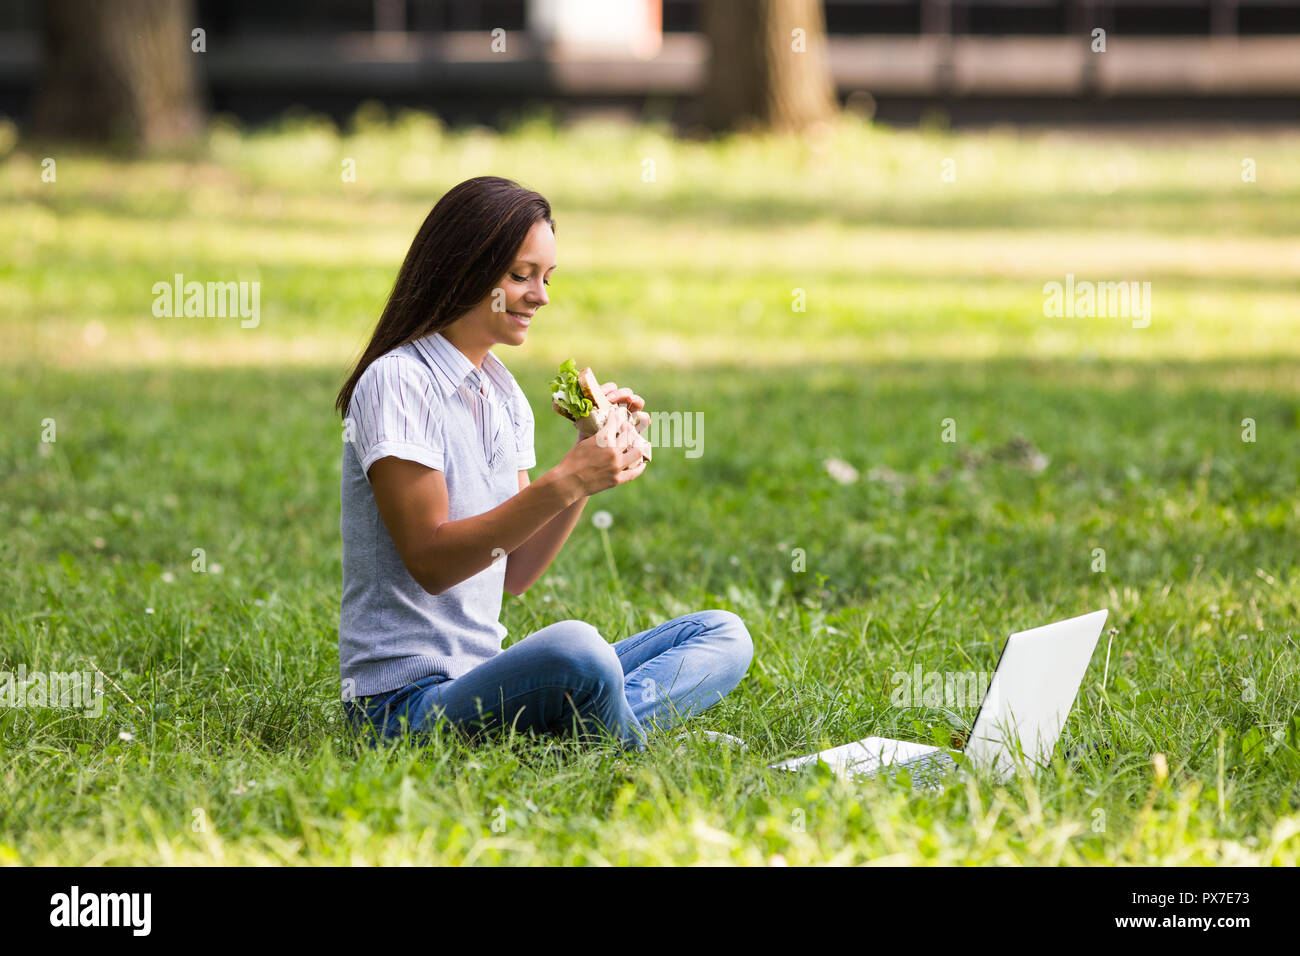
left=1, top=0, right=1297, bottom=130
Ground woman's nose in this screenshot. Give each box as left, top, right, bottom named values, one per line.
left=527, top=278, right=548, bottom=306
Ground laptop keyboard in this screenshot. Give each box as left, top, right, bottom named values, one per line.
left=866, top=751, right=957, bottom=789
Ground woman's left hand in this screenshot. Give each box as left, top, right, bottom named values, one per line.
left=601, top=382, right=650, bottom=433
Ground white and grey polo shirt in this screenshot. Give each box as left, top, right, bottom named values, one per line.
left=339, top=331, right=537, bottom=697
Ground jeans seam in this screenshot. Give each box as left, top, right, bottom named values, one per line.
left=618, top=616, right=711, bottom=662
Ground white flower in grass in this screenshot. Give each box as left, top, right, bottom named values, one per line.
left=118, top=731, right=133, bottom=741
left=144, top=607, right=155, bottom=615
left=161, top=571, right=175, bottom=583
left=823, top=458, right=859, bottom=485
left=592, top=510, right=613, bottom=530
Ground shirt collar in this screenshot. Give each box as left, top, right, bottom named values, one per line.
left=413, top=331, right=507, bottom=400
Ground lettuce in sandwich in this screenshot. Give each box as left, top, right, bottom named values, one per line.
left=549, top=358, right=594, bottom=420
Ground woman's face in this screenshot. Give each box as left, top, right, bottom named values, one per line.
left=459, top=219, right=556, bottom=351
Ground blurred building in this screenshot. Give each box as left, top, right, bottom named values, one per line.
left=1, top=0, right=1297, bottom=125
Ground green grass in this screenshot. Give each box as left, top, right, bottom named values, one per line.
left=1, top=110, right=1298, bottom=864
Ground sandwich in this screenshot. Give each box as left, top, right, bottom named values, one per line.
left=549, top=359, right=652, bottom=463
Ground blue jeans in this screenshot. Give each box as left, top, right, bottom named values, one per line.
left=344, top=609, right=753, bottom=750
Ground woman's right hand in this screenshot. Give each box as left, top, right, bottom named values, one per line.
left=561, top=408, right=648, bottom=496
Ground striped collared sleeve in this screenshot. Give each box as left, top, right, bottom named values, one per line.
left=346, top=353, right=446, bottom=480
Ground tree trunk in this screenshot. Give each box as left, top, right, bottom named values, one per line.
left=700, top=0, right=838, bottom=134
left=33, top=0, right=203, bottom=149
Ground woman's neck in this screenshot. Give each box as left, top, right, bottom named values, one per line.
left=439, top=322, right=489, bottom=370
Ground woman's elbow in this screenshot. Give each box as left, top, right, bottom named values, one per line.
left=503, top=566, right=533, bottom=597
left=414, top=573, right=446, bottom=597
left=405, top=557, right=447, bottom=596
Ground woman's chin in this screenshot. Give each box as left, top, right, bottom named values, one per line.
left=494, top=317, right=529, bottom=347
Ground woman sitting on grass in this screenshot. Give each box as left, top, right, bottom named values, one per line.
left=335, top=176, right=753, bottom=750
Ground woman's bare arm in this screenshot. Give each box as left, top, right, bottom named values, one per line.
left=368, top=410, right=644, bottom=595
left=503, top=386, right=648, bottom=595
left=502, top=467, right=587, bottom=596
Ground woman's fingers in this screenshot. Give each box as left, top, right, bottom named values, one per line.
left=597, top=410, right=635, bottom=453
left=595, top=411, right=621, bottom=448
left=617, top=416, right=636, bottom=455
left=614, top=406, right=640, bottom=444
left=592, top=401, right=647, bottom=479
left=601, top=382, right=646, bottom=413
left=618, top=454, right=648, bottom=482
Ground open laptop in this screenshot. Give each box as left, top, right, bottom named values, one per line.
left=770, top=609, right=1109, bottom=785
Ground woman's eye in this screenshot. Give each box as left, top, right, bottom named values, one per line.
left=511, top=273, right=527, bottom=282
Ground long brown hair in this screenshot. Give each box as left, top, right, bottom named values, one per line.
left=335, top=176, right=555, bottom=415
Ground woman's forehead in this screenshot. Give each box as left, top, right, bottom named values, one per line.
left=516, top=223, right=556, bottom=268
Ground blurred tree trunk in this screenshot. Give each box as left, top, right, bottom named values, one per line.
left=33, top=0, right=203, bottom=149
left=699, top=0, right=838, bottom=133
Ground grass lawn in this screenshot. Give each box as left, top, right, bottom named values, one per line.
left=1, top=111, right=1298, bottom=864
